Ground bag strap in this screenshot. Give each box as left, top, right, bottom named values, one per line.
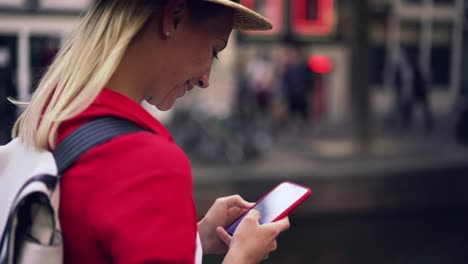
left=53, top=116, right=146, bottom=175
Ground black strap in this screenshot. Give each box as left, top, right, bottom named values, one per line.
left=53, top=117, right=145, bottom=175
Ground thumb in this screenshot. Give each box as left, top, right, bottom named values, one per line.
left=271, top=216, right=290, bottom=232
left=246, top=209, right=261, bottom=221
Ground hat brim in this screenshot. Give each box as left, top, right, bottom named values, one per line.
left=203, top=0, right=273, bottom=30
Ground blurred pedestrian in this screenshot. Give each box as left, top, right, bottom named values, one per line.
left=387, top=46, right=412, bottom=130
left=403, top=52, right=434, bottom=132
left=246, top=52, right=274, bottom=119
left=281, top=45, right=314, bottom=130
left=235, top=52, right=256, bottom=121
left=10, top=0, right=289, bottom=263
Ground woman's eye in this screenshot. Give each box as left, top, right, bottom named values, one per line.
left=212, top=51, right=219, bottom=60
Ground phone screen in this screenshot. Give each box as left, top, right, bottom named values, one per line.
left=226, top=182, right=310, bottom=235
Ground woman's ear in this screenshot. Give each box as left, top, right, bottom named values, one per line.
left=161, top=0, right=186, bottom=37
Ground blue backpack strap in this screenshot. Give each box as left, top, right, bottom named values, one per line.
left=53, top=116, right=146, bottom=175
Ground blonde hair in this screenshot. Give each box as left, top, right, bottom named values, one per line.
left=12, top=0, right=164, bottom=149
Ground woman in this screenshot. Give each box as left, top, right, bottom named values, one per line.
left=12, top=0, right=290, bottom=263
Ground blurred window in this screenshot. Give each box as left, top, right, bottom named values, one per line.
left=431, top=46, right=451, bottom=87
left=369, top=10, right=387, bottom=87
left=370, top=45, right=386, bottom=85
left=290, top=0, right=336, bottom=36
left=400, top=20, right=421, bottom=44
left=29, top=35, right=60, bottom=93
left=431, top=22, right=452, bottom=87
left=432, top=22, right=452, bottom=45
left=0, top=35, right=17, bottom=69
left=0, top=35, right=18, bottom=144
left=305, top=0, right=319, bottom=20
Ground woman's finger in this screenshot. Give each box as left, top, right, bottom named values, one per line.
left=222, top=195, right=253, bottom=209
left=216, top=227, right=232, bottom=246
left=245, top=209, right=261, bottom=221
left=271, top=216, right=290, bottom=232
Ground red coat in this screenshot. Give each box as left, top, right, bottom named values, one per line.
left=57, top=89, right=198, bottom=263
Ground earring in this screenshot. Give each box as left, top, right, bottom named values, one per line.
left=165, top=30, right=172, bottom=37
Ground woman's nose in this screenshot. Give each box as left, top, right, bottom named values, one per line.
left=197, top=72, right=210, bottom=88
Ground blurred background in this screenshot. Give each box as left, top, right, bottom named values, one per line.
left=1, top=0, right=468, bottom=263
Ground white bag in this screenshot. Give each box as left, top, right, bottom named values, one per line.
left=0, top=138, right=62, bottom=264
left=0, top=117, right=143, bottom=264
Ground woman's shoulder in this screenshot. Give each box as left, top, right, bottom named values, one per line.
left=115, top=131, right=188, bottom=162
left=97, top=131, right=191, bottom=174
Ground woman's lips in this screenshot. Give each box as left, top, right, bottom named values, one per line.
left=177, top=81, right=195, bottom=98
left=186, top=81, right=194, bottom=91
left=177, top=82, right=190, bottom=98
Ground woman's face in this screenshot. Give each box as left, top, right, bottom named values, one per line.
left=134, top=4, right=234, bottom=111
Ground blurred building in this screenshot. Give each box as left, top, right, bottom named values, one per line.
left=236, top=0, right=465, bottom=125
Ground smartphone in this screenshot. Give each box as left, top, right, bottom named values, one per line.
left=225, top=181, right=312, bottom=235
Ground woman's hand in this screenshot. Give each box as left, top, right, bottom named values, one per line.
left=198, top=195, right=253, bottom=254
left=220, top=210, right=290, bottom=264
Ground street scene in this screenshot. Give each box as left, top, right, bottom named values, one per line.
left=1, top=0, right=468, bottom=263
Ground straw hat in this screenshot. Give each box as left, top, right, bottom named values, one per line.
left=203, top=0, right=273, bottom=30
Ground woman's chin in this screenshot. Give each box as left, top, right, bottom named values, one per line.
left=147, top=96, right=177, bottom=111
left=155, top=101, right=175, bottom=111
